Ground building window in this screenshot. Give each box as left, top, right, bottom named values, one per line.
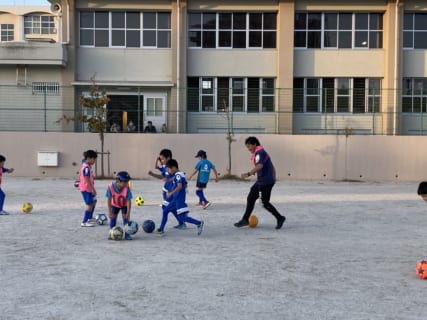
left=0, top=24, right=14, bottom=41
left=294, top=12, right=382, bottom=49
left=188, top=12, right=276, bottom=49
left=402, top=78, right=427, bottom=113
left=187, top=77, right=275, bottom=113
left=293, top=78, right=381, bottom=113
left=24, top=15, right=56, bottom=35
left=32, top=82, right=60, bottom=95
left=79, top=11, right=171, bottom=48
left=403, top=13, right=427, bottom=49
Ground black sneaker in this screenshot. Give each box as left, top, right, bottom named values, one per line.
left=276, top=216, right=286, bottom=230
left=234, top=219, right=249, bottom=228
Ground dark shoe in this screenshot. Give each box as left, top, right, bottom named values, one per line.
left=276, top=216, right=286, bottom=230
left=234, top=219, right=249, bottom=228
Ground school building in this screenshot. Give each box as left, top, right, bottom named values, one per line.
left=0, top=0, right=426, bottom=135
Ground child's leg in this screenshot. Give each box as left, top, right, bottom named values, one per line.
left=158, top=203, right=175, bottom=231
left=109, top=206, right=120, bottom=228
left=0, top=188, right=5, bottom=211
left=121, top=207, right=129, bottom=225
left=81, top=192, right=95, bottom=223
left=164, top=193, right=182, bottom=224
left=178, top=212, right=201, bottom=225
left=89, top=199, right=97, bottom=219
left=195, top=188, right=207, bottom=203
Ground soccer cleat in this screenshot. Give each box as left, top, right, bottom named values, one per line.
left=196, top=202, right=203, bottom=206
left=0, top=210, right=10, bottom=215
left=234, top=219, right=249, bottom=228
left=276, top=216, right=286, bottom=230
left=81, top=222, right=95, bottom=227
left=174, top=223, right=187, bottom=230
left=197, top=220, right=204, bottom=236
left=87, top=218, right=97, bottom=223
left=202, top=201, right=211, bottom=209
left=124, top=232, right=133, bottom=240
left=154, top=229, right=165, bottom=236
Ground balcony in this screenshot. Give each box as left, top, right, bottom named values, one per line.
left=0, top=41, right=67, bottom=66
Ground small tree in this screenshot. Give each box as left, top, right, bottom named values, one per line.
left=59, top=77, right=110, bottom=177
left=219, top=99, right=238, bottom=179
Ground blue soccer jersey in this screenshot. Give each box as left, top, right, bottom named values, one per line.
left=254, top=148, right=275, bottom=185
left=158, top=165, right=174, bottom=192
left=171, top=171, right=189, bottom=214
left=195, top=159, right=215, bottom=184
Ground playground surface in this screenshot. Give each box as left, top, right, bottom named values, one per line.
left=0, top=177, right=425, bottom=320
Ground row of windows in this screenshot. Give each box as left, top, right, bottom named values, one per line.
left=187, top=77, right=275, bottom=113
left=79, top=11, right=171, bottom=48
left=24, top=16, right=56, bottom=35
left=188, top=12, right=276, bottom=49
left=293, top=78, right=381, bottom=113
left=294, top=12, right=383, bottom=49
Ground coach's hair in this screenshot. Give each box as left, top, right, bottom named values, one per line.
left=166, top=158, right=178, bottom=169
left=245, top=136, right=260, bottom=146
left=0, top=155, right=5, bottom=162
left=159, top=148, right=172, bottom=159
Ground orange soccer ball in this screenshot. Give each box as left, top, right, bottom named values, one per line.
left=415, top=260, right=427, bottom=279
left=248, top=215, right=258, bottom=228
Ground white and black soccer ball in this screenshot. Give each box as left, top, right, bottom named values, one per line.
left=109, top=226, right=124, bottom=240
left=95, top=213, right=108, bottom=225
left=126, top=220, right=139, bottom=235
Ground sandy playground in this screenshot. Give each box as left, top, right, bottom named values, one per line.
left=0, top=177, right=426, bottom=320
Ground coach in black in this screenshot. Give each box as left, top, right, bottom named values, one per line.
left=234, top=136, right=286, bottom=230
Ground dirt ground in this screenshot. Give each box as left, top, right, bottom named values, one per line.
left=0, top=177, right=426, bottom=320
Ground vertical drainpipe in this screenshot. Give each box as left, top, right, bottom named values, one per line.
left=393, top=0, right=401, bottom=135
left=176, top=0, right=181, bottom=133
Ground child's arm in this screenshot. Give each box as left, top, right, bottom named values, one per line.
left=166, top=182, right=182, bottom=198
left=187, top=169, right=198, bottom=181
left=6, top=167, right=14, bottom=173
left=126, top=200, right=132, bottom=220
left=212, top=168, right=219, bottom=182
left=148, top=170, right=163, bottom=179
left=84, top=175, right=97, bottom=195
left=107, top=197, right=113, bottom=217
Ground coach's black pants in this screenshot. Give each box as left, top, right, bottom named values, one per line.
left=241, top=182, right=282, bottom=221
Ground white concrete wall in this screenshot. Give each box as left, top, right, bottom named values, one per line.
left=0, top=132, right=426, bottom=182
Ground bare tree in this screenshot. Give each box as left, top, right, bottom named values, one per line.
left=219, top=99, right=238, bottom=179
left=58, top=77, right=110, bottom=177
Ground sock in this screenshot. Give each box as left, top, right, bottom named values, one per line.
left=196, top=190, right=206, bottom=203
left=82, top=210, right=91, bottom=223
left=89, top=203, right=96, bottom=219
left=110, top=217, right=117, bottom=229
left=123, top=218, right=129, bottom=225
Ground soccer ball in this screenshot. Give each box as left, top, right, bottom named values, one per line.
left=135, top=196, right=145, bottom=206
left=248, top=215, right=258, bottom=228
left=95, top=213, right=108, bottom=225
left=126, top=220, right=139, bottom=235
left=22, top=202, right=33, bottom=214
left=416, top=260, right=427, bottom=279
left=142, top=219, right=156, bottom=233
left=109, top=226, right=124, bottom=240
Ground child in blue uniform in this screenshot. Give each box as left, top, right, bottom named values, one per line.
left=148, top=148, right=186, bottom=229
left=155, top=159, right=204, bottom=236
left=0, top=154, right=14, bottom=215
left=106, top=171, right=133, bottom=240
left=188, top=150, right=218, bottom=209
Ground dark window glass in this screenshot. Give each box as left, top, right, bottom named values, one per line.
left=112, top=12, right=125, bottom=28
left=202, top=31, right=216, bottom=48
left=294, top=13, right=307, bottom=30
left=403, top=13, right=413, bottom=30
left=203, top=13, right=216, bottom=29
left=127, top=30, right=140, bottom=47
left=353, top=78, right=366, bottom=113
left=324, top=13, right=337, bottom=29
left=143, top=12, right=156, bottom=29
left=187, top=77, right=200, bottom=112
left=189, top=13, right=201, bottom=29
left=127, top=12, right=140, bottom=28
left=264, top=13, right=276, bottom=29
left=158, top=12, right=171, bottom=29
left=294, top=31, right=306, bottom=47
left=263, top=31, right=276, bottom=48
left=158, top=30, right=171, bottom=48
left=233, top=31, right=246, bottom=48
left=307, top=13, right=321, bottom=29
left=219, top=13, right=232, bottom=29
left=188, top=31, right=201, bottom=47
left=80, top=29, right=93, bottom=45
left=233, top=13, right=246, bottom=30
left=249, top=13, right=262, bottom=29
left=80, top=11, right=93, bottom=28
left=415, top=13, right=427, bottom=30
left=112, top=30, right=125, bottom=46
left=219, top=31, right=231, bottom=47
left=143, top=30, right=156, bottom=46
left=323, top=78, right=335, bottom=113
left=95, top=30, right=109, bottom=47
left=95, top=12, right=109, bottom=28
left=249, top=31, right=262, bottom=47
left=414, top=32, right=427, bottom=49
left=247, top=78, right=260, bottom=113
left=217, top=78, right=229, bottom=111
left=307, top=31, right=321, bottom=48
left=293, top=78, right=304, bottom=112
left=355, top=13, right=368, bottom=29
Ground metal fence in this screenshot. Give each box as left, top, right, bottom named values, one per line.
left=1, top=84, right=426, bottom=135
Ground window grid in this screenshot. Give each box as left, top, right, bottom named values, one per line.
left=32, top=82, right=60, bottom=95
left=188, top=77, right=275, bottom=113
left=403, top=13, right=427, bottom=49
left=188, top=12, right=276, bottom=49
left=0, top=24, right=14, bottom=41
left=79, top=11, right=171, bottom=48
left=24, top=16, right=56, bottom=35
left=294, top=12, right=383, bottom=49
left=402, top=78, right=427, bottom=113
left=293, top=78, right=381, bottom=114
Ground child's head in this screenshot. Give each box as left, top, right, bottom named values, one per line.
left=115, top=171, right=131, bottom=188
left=0, top=154, right=5, bottom=167
left=84, top=150, right=97, bottom=164
left=166, top=158, right=179, bottom=174
left=245, top=136, right=261, bottom=153
left=195, top=150, right=207, bottom=159
left=418, top=182, right=427, bottom=201
left=159, top=148, right=172, bottom=164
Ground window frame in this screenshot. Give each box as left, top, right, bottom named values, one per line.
left=0, top=24, right=14, bottom=42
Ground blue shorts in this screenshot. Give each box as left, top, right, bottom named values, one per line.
left=196, top=182, right=207, bottom=189
left=111, top=206, right=128, bottom=215
left=81, top=191, right=97, bottom=205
